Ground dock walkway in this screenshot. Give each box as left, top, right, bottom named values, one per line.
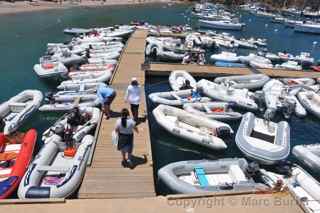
left=78, top=30, right=155, bottom=199
left=146, top=63, right=320, bottom=78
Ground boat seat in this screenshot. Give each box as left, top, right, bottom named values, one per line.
left=228, top=165, right=247, bottom=183
left=4, top=113, right=18, bottom=121
left=37, top=165, right=70, bottom=173
left=4, top=144, right=21, bottom=152
left=194, top=167, right=209, bottom=187
left=0, top=168, right=12, bottom=179
left=9, top=102, right=27, bottom=113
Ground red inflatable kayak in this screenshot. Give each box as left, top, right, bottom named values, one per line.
left=0, top=129, right=37, bottom=199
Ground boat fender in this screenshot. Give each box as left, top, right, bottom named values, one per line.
left=216, top=126, right=231, bottom=138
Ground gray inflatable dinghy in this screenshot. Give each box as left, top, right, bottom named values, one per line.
left=214, top=74, right=270, bottom=90
left=235, top=112, right=290, bottom=165
left=293, top=144, right=320, bottom=173
left=158, top=158, right=268, bottom=194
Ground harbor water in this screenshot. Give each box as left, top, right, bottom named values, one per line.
left=1, top=3, right=320, bottom=196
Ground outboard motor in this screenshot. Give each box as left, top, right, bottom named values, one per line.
left=246, top=162, right=260, bottom=177
left=44, top=92, right=55, bottom=104
left=150, top=45, right=158, bottom=59
left=216, top=126, right=231, bottom=138
left=53, top=123, right=65, bottom=138
left=275, top=161, right=293, bottom=177
left=264, top=108, right=276, bottom=121
left=253, top=91, right=265, bottom=112
left=282, top=98, right=296, bottom=119
left=227, top=101, right=237, bottom=109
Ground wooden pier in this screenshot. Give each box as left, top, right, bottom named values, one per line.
left=145, top=63, right=320, bottom=78
left=0, top=192, right=304, bottom=213
left=258, top=68, right=320, bottom=78
left=0, top=30, right=312, bottom=213
left=146, top=63, right=252, bottom=77
left=78, top=30, right=155, bottom=199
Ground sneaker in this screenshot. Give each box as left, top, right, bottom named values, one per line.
left=121, top=160, right=127, bottom=168
left=126, top=159, right=134, bottom=169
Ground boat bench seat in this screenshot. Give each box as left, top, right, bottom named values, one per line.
left=228, top=165, right=247, bottom=183
left=37, top=165, right=70, bottom=173
left=194, top=167, right=209, bottom=187
left=9, top=102, right=27, bottom=112
left=4, top=113, right=18, bottom=121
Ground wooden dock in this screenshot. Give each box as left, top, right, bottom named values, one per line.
left=0, top=192, right=304, bottom=213
left=258, top=68, right=320, bottom=78
left=78, top=30, right=155, bottom=199
left=0, top=29, right=309, bottom=213
left=145, top=63, right=320, bottom=78
left=146, top=63, right=253, bottom=77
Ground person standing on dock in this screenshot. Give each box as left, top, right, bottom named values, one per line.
left=124, top=77, right=141, bottom=122
left=97, top=83, right=116, bottom=119
left=115, top=108, right=138, bottom=168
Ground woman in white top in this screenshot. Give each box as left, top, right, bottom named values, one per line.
left=115, top=108, right=138, bottom=168
left=124, top=77, right=141, bottom=122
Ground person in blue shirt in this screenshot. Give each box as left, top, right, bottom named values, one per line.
left=97, top=83, right=116, bottom=119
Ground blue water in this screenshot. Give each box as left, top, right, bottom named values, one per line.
left=0, top=4, right=320, bottom=196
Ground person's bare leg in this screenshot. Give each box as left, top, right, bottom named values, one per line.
left=104, top=104, right=110, bottom=118
left=121, top=151, right=126, bottom=161
left=125, top=152, right=129, bottom=161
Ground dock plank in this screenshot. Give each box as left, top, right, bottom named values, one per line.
left=146, top=63, right=320, bottom=79
left=78, top=30, right=155, bottom=199
left=258, top=68, right=320, bottom=78
left=147, top=63, right=253, bottom=77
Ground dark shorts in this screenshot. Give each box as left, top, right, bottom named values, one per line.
left=104, top=91, right=116, bottom=105
left=117, top=133, right=133, bottom=153
left=130, top=104, right=139, bottom=113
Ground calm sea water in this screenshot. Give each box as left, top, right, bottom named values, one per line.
left=1, top=3, right=320, bottom=196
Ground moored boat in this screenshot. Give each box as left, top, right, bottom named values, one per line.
left=0, top=129, right=37, bottom=199
left=148, top=89, right=210, bottom=106
left=183, top=102, right=242, bottom=121
left=158, top=158, right=269, bottom=194
left=199, top=20, right=245, bottom=31
left=0, top=90, right=43, bottom=135
left=210, top=51, right=239, bottom=63
left=42, top=107, right=101, bottom=142
left=293, top=144, right=320, bottom=173
left=297, top=90, right=320, bottom=119
left=197, top=79, right=258, bottom=110
left=33, top=62, right=68, bottom=79
left=152, top=104, right=233, bottom=150
left=214, top=74, right=270, bottom=90
left=235, top=112, right=290, bottom=165
left=286, top=166, right=320, bottom=213
left=294, top=22, right=320, bottom=34
left=64, top=28, right=92, bottom=35
left=169, top=70, right=196, bottom=91
left=18, top=134, right=94, bottom=199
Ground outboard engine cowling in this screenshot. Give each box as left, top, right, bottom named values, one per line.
left=282, top=98, right=296, bottom=119
left=216, top=126, right=231, bottom=138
